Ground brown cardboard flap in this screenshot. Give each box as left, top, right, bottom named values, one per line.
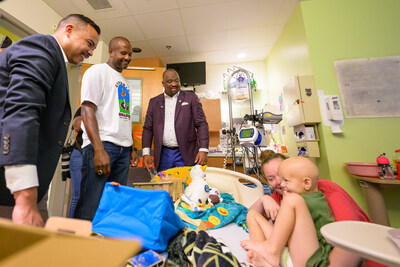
left=45, top=217, right=92, bottom=237
left=0, top=218, right=141, bottom=267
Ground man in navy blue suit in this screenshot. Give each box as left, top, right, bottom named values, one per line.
left=0, top=14, right=100, bottom=226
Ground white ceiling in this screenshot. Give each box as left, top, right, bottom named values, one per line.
left=43, top=0, right=299, bottom=65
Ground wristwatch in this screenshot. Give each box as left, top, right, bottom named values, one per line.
left=132, top=147, right=138, bottom=152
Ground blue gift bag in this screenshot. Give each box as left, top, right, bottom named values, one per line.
left=92, top=182, right=185, bottom=252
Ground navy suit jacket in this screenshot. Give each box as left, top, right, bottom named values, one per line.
left=0, top=34, right=71, bottom=206
left=142, top=91, right=209, bottom=169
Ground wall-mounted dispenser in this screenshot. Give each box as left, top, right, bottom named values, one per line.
left=317, top=90, right=344, bottom=133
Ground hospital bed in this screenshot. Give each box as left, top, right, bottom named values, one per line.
left=204, top=167, right=264, bottom=208
left=203, top=167, right=292, bottom=266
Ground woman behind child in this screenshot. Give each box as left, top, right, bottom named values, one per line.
left=241, top=156, right=334, bottom=267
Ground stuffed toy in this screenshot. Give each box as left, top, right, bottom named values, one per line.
left=208, top=187, right=223, bottom=206
left=181, top=165, right=222, bottom=212
left=183, top=165, right=209, bottom=208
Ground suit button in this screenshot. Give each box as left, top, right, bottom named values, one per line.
left=64, top=121, right=70, bottom=126
left=58, top=141, right=63, bottom=146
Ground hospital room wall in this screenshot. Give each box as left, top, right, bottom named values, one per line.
left=263, top=0, right=400, bottom=226
left=301, top=0, right=400, bottom=227
left=262, top=4, right=316, bottom=167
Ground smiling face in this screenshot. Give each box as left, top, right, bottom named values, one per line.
left=162, top=69, right=181, bottom=97
left=108, top=38, right=132, bottom=72
left=279, top=170, right=307, bottom=194
left=65, top=24, right=99, bottom=65
left=278, top=157, right=319, bottom=195
left=263, top=158, right=284, bottom=195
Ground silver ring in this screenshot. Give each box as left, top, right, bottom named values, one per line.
left=97, top=170, right=103, bottom=175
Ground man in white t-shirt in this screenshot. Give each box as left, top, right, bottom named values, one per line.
left=74, top=37, right=138, bottom=221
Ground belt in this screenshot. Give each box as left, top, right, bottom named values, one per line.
left=162, top=145, right=179, bottom=150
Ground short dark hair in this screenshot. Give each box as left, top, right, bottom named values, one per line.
left=58, top=14, right=101, bottom=35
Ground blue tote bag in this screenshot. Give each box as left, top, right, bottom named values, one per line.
left=92, top=182, right=185, bottom=251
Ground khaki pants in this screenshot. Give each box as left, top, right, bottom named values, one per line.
left=0, top=191, right=49, bottom=223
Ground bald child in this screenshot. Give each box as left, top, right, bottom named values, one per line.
left=241, top=157, right=335, bottom=267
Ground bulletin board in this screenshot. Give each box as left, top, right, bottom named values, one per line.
left=334, top=55, right=400, bottom=118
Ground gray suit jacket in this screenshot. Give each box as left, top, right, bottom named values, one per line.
left=0, top=34, right=71, bottom=206
left=142, top=91, right=209, bottom=169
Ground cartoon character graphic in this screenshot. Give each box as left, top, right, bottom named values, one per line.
left=118, top=84, right=130, bottom=114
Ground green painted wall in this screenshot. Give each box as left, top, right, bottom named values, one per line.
left=263, top=4, right=315, bottom=162
left=0, top=27, right=21, bottom=43
left=265, top=0, right=400, bottom=226
left=301, top=0, right=400, bottom=227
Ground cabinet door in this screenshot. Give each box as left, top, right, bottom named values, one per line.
left=283, top=77, right=304, bottom=127
left=283, top=75, right=321, bottom=127
left=200, top=99, right=222, bottom=132
left=298, top=75, right=321, bottom=124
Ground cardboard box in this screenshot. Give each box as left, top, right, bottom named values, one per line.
left=0, top=219, right=141, bottom=267
left=134, top=178, right=185, bottom=201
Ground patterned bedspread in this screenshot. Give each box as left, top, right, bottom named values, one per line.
left=176, top=193, right=248, bottom=231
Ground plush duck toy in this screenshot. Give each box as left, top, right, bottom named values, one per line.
left=183, top=165, right=209, bottom=204
left=181, top=165, right=224, bottom=211
left=182, top=165, right=210, bottom=211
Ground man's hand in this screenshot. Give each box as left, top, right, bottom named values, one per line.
left=94, top=149, right=110, bottom=176
left=13, top=187, right=44, bottom=227
left=143, top=155, right=153, bottom=171
left=130, top=150, right=139, bottom=167
left=81, top=102, right=110, bottom=176
left=194, top=151, right=208, bottom=165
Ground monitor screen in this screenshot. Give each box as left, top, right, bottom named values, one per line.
left=241, top=128, right=253, bottom=138
left=166, top=61, right=206, bottom=87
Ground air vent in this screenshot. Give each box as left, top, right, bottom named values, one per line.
left=87, top=0, right=112, bottom=10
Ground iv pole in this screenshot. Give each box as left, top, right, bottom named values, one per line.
left=226, top=67, right=258, bottom=173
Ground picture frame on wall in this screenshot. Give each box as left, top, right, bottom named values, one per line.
left=126, top=77, right=143, bottom=123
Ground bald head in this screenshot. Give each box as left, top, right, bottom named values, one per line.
left=279, top=157, right=319, bottom=192
left=109, top=37, right=131, bottom=51
left=163, top=68, right=179, bottom=79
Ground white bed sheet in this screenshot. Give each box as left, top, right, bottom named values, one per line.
left=207, top=222, right=250, bottom=264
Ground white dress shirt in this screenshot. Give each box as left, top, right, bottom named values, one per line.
left=162, top=91, right=179, bottom=148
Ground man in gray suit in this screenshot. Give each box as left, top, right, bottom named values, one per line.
left=0, top=14, right=100, bottom=226
left=142, top=69, right=209, bottom=172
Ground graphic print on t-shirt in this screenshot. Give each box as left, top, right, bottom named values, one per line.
left=118, top=83, right=131, bottom=119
